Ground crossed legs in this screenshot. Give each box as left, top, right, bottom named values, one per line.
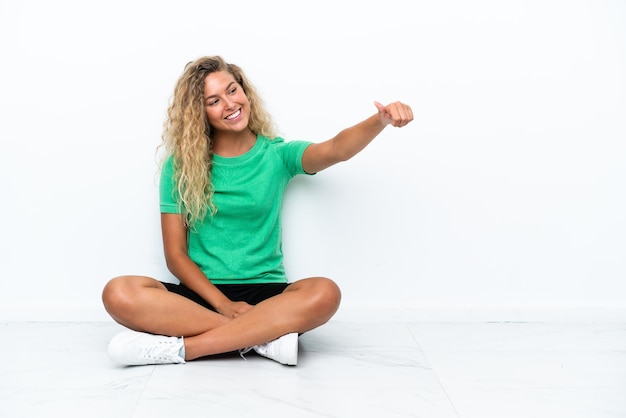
left=101, top=276, right=341, bottom=361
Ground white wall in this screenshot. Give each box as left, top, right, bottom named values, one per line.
left=1, top=0, right=624, bottom=322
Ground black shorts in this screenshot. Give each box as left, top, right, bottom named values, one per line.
left=162, top=282, right=290, bottom=312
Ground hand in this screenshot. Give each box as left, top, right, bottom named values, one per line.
left=216, top=300, right=254, bottom=319
left=374, top=101, right=414, bottom=128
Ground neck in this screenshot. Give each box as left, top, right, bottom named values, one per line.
left=212, top=130, right=257, bottom=157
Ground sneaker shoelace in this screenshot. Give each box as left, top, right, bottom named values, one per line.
left=238, top=345, right=255, bottom=361
left=141, top=339, right=180, bottom=362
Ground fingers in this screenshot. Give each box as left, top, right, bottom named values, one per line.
left=374, top=101, right=386, bottom=114
left=375, top=101, right=414, bottom=128
left=222, top=301, right=254, bottom=319
left=230, top=302, right=251, bottom=318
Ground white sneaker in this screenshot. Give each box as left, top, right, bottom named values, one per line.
left=240, top=333, right=298, bottom=366
left=108, top=330, right=186, bottom=366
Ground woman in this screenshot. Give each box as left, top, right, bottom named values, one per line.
left=102, top=55, right=413, bottom=366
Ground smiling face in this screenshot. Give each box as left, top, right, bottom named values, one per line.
left=203, top=70, right=251, bottom=136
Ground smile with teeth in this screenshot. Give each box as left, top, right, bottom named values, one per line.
left=225, top=109, right=241, bottom=120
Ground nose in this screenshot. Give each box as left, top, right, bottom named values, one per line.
left=222, top=96, right=235, bottom=109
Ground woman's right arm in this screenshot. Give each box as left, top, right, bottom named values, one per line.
left=161, top=213, right=253, bottom=318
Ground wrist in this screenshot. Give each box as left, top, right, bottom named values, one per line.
left=213, top=297, right=233, bottom=312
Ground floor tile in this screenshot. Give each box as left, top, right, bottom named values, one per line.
left=440, top=386, right=626, bottom=418
left=419, top=349, right=626, bottom=389
left=1, top=320, right=624, bottom=418
left=408, top=322, right=626, bottom=352
left=0, top=322, right=151, bottom=418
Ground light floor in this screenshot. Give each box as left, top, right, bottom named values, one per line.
left=1, top=320, right=624, bottom=418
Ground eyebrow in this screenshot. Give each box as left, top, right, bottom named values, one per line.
left=204, top=81, right=237, bottom=103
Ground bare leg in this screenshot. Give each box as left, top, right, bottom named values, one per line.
left=183, top=277, right=341, bottom=359
left=102, top=276, right=230, bottom=337
left=102, top=275, right=341, bottom=361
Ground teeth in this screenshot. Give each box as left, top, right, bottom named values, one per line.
left=226, top=109, right=241, bottom=120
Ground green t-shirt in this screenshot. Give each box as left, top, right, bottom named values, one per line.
left=160, top=135, right=312, bottom=284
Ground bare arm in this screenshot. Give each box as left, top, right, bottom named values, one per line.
left=302, top=101, right=413, bottom=174
left=161, top=213, right=252, bottom=318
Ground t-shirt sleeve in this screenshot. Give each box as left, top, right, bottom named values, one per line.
left=159, top=155, right=183, bottom=214
left=274, top=138, right=313, bottom=177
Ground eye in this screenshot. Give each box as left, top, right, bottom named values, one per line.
left=206, top=98, right=218, bottom=106
left=229, top=86, right=237, bottom=95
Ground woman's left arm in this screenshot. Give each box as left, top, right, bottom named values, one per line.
left=302, top=101, right=413, bottom=174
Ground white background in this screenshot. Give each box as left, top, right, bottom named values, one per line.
left=1, top=0, right=624, bottom=321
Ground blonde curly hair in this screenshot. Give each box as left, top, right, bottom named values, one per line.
left=160, top=56, right=276, bottom=228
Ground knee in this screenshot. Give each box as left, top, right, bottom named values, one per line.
left=309, top=277, right=342, bottom=315
left=101, top=276, right=141, bottom=317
